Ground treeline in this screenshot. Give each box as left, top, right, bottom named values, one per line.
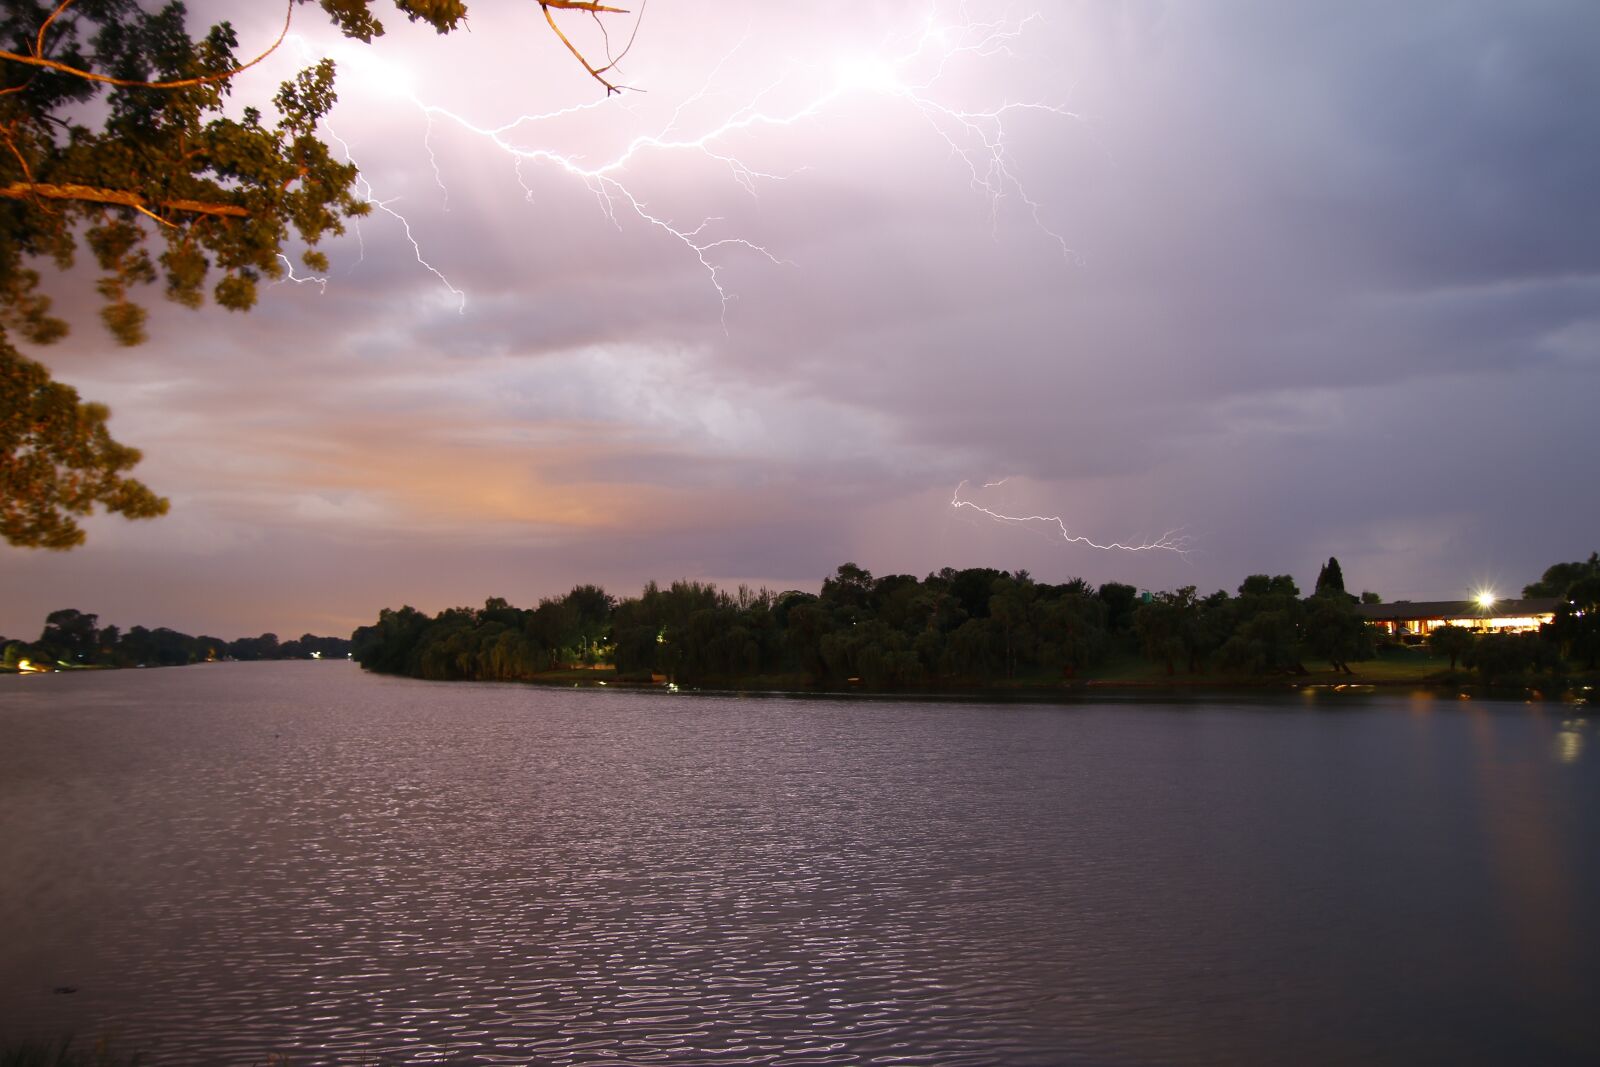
left=352, top=553, right=1600, bottom=690
left=1, top=609, right=351, bottom=671
left=352, top=558, right=1398, bottom=687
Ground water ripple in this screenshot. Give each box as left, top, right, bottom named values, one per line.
left=3, top=665, right=1599, bottom=1064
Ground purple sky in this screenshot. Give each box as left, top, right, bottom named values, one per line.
left=4, top=0, right=1598, bottom=640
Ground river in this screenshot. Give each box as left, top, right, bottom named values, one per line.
left=1, top=662, right=1596, bottom=1064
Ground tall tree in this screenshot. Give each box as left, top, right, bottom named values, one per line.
left=1301, top=593, right=1372, bottom=674
left=1314, top=557, right=1346, bottom=597
left=1096, top=581, right=1140, bottom=649
left=820, top=562, right=875, bottom=614
left=39, top=607, right=98, bottom=662
left=1218, top=575, right=1305, bottom=675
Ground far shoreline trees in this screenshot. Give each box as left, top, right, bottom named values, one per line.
left=13, top=552, right=1592, bottom=689
left=346, top=553, right=1596, bottom=692
left=1, top=607, right=349, bottom=669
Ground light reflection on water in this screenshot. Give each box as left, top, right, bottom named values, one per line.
left=1, top=664, right=1598, bottom=1065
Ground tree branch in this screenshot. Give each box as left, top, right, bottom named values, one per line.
left=541, top=2, right=634, bottom=95
left=0, top=124, right=50, bottom=214
left=543, top=1, right=630, bottom=12
left=591, top=0, right=647, bottom=78
left=7, top=1, right=636, bottom=99
left=0, top=0, right=294, bottom=91
left=0, top=181, right=249, bottom=219
left=35, top=0, right=78, bottom=61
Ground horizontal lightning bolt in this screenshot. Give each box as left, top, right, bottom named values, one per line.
left=952, top=481, right=1192, bottom=555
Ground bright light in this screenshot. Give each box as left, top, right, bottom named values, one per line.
left=332, top=44, right=417, bottom=101
left=1475, top=590, right=1497, bottom=609
left=292, top=10, right=1075, bottom=324
left=834, top=55, right=905, bottom=95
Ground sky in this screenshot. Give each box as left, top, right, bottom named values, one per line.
left=3, top=0, right=1598, bottom=641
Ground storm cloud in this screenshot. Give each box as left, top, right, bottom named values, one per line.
left=3, top=0, right=1596, bottom=638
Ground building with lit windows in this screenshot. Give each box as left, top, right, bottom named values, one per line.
left=1356, top=597, right=1558, bottom=641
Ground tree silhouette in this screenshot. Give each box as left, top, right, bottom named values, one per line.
left=0, top=1, right=636, bottom=547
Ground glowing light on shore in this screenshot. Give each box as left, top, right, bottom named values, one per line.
left=1475, top=589, right=1497, bottom=609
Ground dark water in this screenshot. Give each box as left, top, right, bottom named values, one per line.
left=1, top=664, right=1597, bottom=1065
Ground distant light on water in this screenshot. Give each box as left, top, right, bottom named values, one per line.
left=1556, top=729, right=1584, bottom=765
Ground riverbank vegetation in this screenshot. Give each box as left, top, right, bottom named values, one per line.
left=0, top=609, right=350, bottom=672
left=0, top=1036, right=141, bottom=1067
left=350, top=555, right=1600, bottom=695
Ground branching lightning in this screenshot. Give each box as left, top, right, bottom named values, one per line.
left=273, top=253, right=328, bottom=293
left=315, top=125, right=468, bottom=312
left=952, top=481, right=1191, bottom=555
left=277, top=12, right=1182, bottom=556
left=284, top=7, right=1078, bottom=323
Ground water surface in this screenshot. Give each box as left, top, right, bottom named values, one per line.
left=2, top=663, right=1596, bottom=1064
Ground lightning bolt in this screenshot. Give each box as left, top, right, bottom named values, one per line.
left=273, top=253, right=328, bottom=293
left=266, top=15, right=1180, bottom=563
left=952, top=481, right=1192, bottom=555
left=283, top=7, right=1078, bottom=324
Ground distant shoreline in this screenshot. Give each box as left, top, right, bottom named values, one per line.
left=356, top=662, right=1596, bottom=701
left=9, top=648, right=1592, bottom=702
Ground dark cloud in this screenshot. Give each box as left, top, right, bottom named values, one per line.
left=4, top=1, right=1597, bottom=637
